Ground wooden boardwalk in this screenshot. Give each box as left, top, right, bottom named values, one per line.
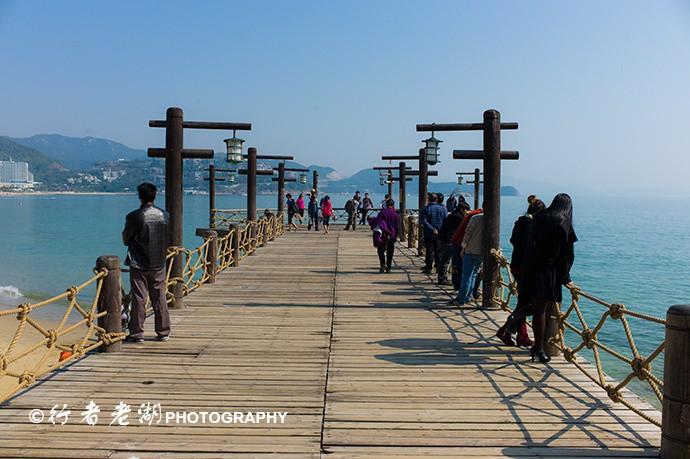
left=0, top=229, right=661, bottom=458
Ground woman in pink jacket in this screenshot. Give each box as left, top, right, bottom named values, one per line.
left=320, top=195, right=333, bottom=234
left=296, top=193, right=305, bottom=223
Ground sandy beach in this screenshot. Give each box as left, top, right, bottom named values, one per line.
left=0, top=305, right=99, bottom=401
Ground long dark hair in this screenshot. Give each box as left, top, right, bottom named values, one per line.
left=542, top=193, right=574, bottom=232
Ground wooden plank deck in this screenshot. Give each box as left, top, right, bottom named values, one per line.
left=0, top=229, right=661, bottom=458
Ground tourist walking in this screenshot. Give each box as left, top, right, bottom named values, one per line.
left=496, top=196, right=545, bottom=347
left=359, top=193, right=374, bottom=225
left=371, top=199, right=398, bottom=273
left=286, top=193, right=299, bottom=231
left=437, top=202, right=467, bottom=286
left=296, top=192, right=305, bottom=224
left=380, top=194, right=391, bottom=209
left=321, top=195, right=333, bottom=234
left=522, top=193, right=577, bottom=364
left=122, top=183, right=171, bottom=343
left=452, top=211, right=484, bottom=306
left=344, top=195, right=357, bottom=230
left=307, top=194, right=320, bottom=231
left=420, top=193, right=446, bottom=275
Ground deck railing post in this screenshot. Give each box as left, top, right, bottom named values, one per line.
left=247, top=147, right=258, bottom=255
left=195, top=229, right=218, bottom=284
left=96, top=255, right=122, bottom=353
left=229, top=223, right=241, bottom=267
left=661, top=304, right=690, bottom=459
left=417, top=148, right=427, bottom=258
left=208, top=164, right=216, bottom=228
left=407, top=215, right=415, bottom=249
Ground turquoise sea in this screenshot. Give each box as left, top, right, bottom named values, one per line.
left=1, top=192, right=688, bottom=406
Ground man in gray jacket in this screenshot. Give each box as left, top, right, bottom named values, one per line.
left=453, top=212, right=484, bottom=305
left=122, top=183, right=170, bottom=342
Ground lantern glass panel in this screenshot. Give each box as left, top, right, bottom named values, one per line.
left=299, top=173, right=307, bottom=184
left=224, top=136, right=245, bottom=164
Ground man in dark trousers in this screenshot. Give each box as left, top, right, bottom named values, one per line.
left=122, top=182, right=171, bottom=343
left=420, top=193, right=447, bottom=276
left=344, top=195, right=357, bottom=231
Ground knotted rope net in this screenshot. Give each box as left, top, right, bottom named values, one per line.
left=491, top=248, right=664, bottom=427
left=1, top=214, right=286, bottom=401
left=0, top=269, right=124, bottom=402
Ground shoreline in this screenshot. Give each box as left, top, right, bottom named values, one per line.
left=0, top=191, right=132, bottom=197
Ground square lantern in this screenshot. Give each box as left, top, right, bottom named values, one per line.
left=423, top=133, right=442, bottom=166
left=224, top=131, right=245, bottom=164
left=299, top=172, right=308, bottom=184
left=228, top=171, right=237, bottom=183
left=379, top=175, right=385, bottom=186
left=457, top=175, right=463, bottom=185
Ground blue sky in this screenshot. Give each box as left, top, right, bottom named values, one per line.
left=1, top=0, right=689, bottom=195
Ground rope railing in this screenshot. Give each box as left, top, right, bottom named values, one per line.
left=215, top=228, right=237, bottom=272
left=0, top=269, right=124, bottom=402
left=1, top=214, right=286, bottom=403
left=491, top=249, right=665, bottom=427
left=212, top=208, right=249, bottom=227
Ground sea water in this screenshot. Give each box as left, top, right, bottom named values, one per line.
left=1, top=192, right=688, bottom=406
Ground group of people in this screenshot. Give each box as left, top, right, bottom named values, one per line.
left=121, top=181, right=577, bottom=367
left=343, top=191, right=375, bottom=230
left=287, top=190, right=383, bottom=234
left=286, top=190, right=336, bottom=234
left=368, top=190, right=577, bottom=365
left=496, top=193, right=577, bottom=364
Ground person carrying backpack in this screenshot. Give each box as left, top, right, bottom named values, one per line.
left=370, top=199, right=398, bottom=273
left=286, top=193, right=299, bottom=231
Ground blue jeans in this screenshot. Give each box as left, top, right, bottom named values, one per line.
left=456, top=253, right=483, bottom=304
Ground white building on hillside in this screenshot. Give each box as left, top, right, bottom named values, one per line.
left=0, top=160, right=34, bottom=189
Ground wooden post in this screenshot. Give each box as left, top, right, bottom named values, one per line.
left=195, top=229, right=217, bottom=284
left=313, top=170, right=319, bottom=196
left=398, top=162, right=407, bottom=214
left=407, top=215, right=415, bottom=249
left=96, top=255, right=122, bottom=353
left=247, top=147, right=257, bottom=255
left=398, top=161, right=407, bottom=242
left=163, top=108, right=185, bottom=309
left=228, top=223, right=241, bottom=267
left=481, top=110, right=501, bottom=309
left=473, top=167, right=481, bottom=210
left=208, top=164, right=216, bottom=228
left=661, top=304, right=690, bottom=459
left=417, top=149, right=427, bottom=257
left=277, top=162, right=285, bottom=215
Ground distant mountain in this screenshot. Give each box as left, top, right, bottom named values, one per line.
left=0, top=133, right=520, bottom=195
left=0, top=137, right=71, bottom=187
left=325, top=170, right=520, bottom=197
left=10, top=134, right=145, bottom=170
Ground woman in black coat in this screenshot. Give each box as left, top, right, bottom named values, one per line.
left=523, top=193, right=577, bottom=364
left=496, top=196, right=545, bottom=347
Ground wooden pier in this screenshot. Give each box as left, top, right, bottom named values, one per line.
left=0, top=229, right=662, bottom=458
